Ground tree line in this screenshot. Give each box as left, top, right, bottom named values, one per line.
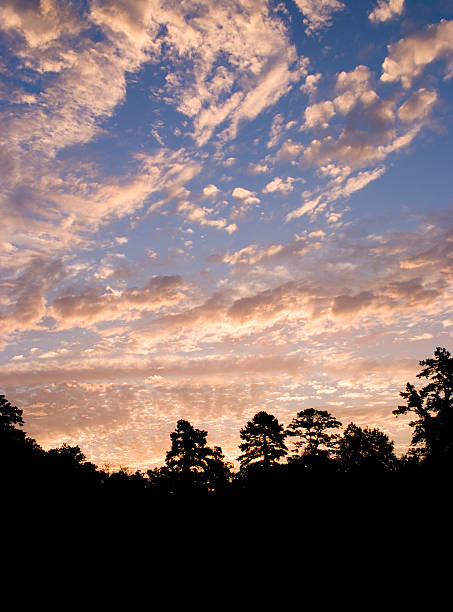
left=2, top=347, right=452, bottom=500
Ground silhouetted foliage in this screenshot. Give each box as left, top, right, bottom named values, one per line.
left=47, top=443, right=87, bottom=466
left=0, top=394, right=24, bottom=432
left=156, top=419, right=232, bottom=493
left=287, top=408, right=342, bottom=460
left=238, top=411, right=287, bottom=469
left=337, top=423, right=397, bottom=473
left=2, top=350, right=453, bottom=505
left=203, top=445, right=233, bottom=492
left=45, top=443, right=102, bottom=490
left=394, top=346, right=453, bottom=466
left=0, top=394, right=44, bottom=483
left=105, top=466, right=147, bottom=496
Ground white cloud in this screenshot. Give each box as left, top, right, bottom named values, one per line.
left=303, top=100, right=336, bottom=128
left=263, top=177, right=296, bottom=194
left=369, top=0, right=405, bottom=23
left=334, top=65, right=374, bottom=114
left=202, top=184, right=220, bottom=199
left=381, top=20, right=453, bottom=88
left=301, top=73, right=322, bottom=95
left=232, top=188, right=260, bottom=205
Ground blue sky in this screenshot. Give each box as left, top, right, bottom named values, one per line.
left=1, top=0, right=453, bottom=468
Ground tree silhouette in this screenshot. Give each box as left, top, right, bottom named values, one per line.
left=165, top=419, right=211, bottom=473
left=45, top=443, right=101, bottom=490
left=1, top=393, right=25, bottom=438
left=394, top=347, right=453, bottom=466
left=160, top=419, right=231, bottom=492
left=203, top=445, right=232, bottom=492
left=238, top=411, right=287, bottom=469
left=286, top=408, right=342, bottom=459
left=337, top=423, right=397, bottom=473
left=0, top=394, right=42, bottom=467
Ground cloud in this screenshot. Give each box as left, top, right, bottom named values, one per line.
left=2, top=1, right=453, bottom=471
left=276, top=139, right=304, bottom=162
left=369, top=0, right=404, bottom=23
left=300, top=114, right=422, bottom=171
left=303, top=100, right=336, bottom=129
left=397, top=88, right=438, bottom=122
left=0, top=1, right=307, bottom=261
left=229, top=187, right=261, bottom=219
left=6, top=222, right=452, bottom=351
left=232, top=187, right=260, bottom=203
left=50, top=275, right=185, bottom=328
left=221, top=235, right=311, bottom=267
left=0, top=0, right=154, bottom=157
left=267, top=113, right=285, bottom=148
left=333, top=65, right=375, bottom=115
left=0, top=4, right=210, bottom=261
left=141, top=1, right=309, bottom=145
left=248, top=163, right=269, bottom=175
left=262, top=177, right=296, bottom=194
left=3, top=219, right=452, bottom=466
left=0, top=146, right=203, bottom=266
left=202, top=184, right=220, bottom=199
left=277, top=64, right=428, bottom=178
left=381, top=20, right=453, bottom=88
left=293, top=0, right=345, bottom=35
left=177, top=201, right=236, bottom=233
left=286, top=166, right=386, bottom=220
left=0, top=257, right=64, bottom=335
left=301, top=73, right=322, bottom=95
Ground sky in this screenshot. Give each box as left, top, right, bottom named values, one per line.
left=1, top=0, right=453, bottom=469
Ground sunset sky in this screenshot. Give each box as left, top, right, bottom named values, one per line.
left=1, top=0, right=453, bottom=469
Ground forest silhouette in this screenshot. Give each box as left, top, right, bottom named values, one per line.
left=2, top=347, right=453, bottom=505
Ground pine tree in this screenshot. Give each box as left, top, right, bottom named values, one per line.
left=238, top=411, right=287, bottom=469
left=286, top=408, right=342, bottom=459
left=162, top=419, right=231, bottom=491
